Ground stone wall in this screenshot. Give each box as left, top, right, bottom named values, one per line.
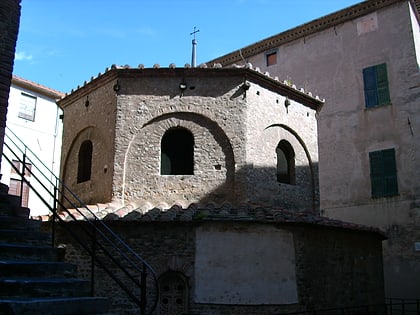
left=50, top=220, right=385, bottom=315
left=59, top=69, right=320, bottom=212
left=0, top=0, right=20, bottom=175
left=60, top=79, right=117, bottom=204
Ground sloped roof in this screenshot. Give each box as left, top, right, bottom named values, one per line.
left=209, top=0, right=420, bottom=66
left=12, top=75, right=64, bottom=100
left=57, top=202, right=386, bottom=239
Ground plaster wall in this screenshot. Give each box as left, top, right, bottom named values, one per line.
left=246, top=2, right=419, bottom=214
left=1, top=83, right=62, bottom=216
left=195, top=224, right=298, bottom=304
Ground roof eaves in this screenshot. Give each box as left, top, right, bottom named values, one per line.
left=208, top=0, right=405, bottom=66
left=12, top=75, right=64, bottom=100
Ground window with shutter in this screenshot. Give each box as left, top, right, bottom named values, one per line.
left=369, top=148, right=398, bottom=198
left=363, top=63, right=391, bottom=108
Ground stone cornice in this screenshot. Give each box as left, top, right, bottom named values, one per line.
left=57, top=64, right=324, bottom=111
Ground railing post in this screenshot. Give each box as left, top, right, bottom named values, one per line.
left=19, top=152, right=26, bottom=207
left=51, top=185, right=58, bottom=248
left=91, top=222, right=96, bottom=296
left=141, top=263, right=147, bottom=315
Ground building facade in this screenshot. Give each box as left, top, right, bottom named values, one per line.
left=1, top=76, right=63, bottom=216
left=209, top=0, right=420, bottom=298
left=55, top=64, right=388, bottom=314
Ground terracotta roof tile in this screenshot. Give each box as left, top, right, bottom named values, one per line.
left=57, top=202, right=386, bottom=238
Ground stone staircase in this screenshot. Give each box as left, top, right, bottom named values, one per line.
left=0, top=184, right=111, bottom=315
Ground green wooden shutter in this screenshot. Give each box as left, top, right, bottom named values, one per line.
left=376, top=63, right=391, bottom=105
left=363, top=67, right=378, bottom=108
left=363, top=63, right=391, bottom=108
left=382, top=148, right=398, bottom=196
left=369, top=150, right=384, bottom=197
left=369, top=148, right=398, bottom=198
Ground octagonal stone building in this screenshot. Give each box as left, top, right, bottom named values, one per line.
left=58, top=64, right=323, bottom=213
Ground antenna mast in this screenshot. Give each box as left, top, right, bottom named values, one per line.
left=190, top=26, right=199, bottom=67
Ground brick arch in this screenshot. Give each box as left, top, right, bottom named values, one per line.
left=142, top=112, right=235, bottom=183
left=265, top=123, right=316, bottom=211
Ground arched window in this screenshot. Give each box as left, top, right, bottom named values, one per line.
left=77, top=140, right=92, bottom=183
left=158, top=271, right=188, bottom=315
left=161, top=128, right=194, bottom=175
left=276, top=140, right=295, bottom=184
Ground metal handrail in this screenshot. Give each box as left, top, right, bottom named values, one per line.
left=2, top=126, right=159, bottom=315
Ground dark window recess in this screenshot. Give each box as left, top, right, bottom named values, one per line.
left=266, top=51, right=277, bottom=66
left=276, top=140, right=295, bottom=184
left=161, top=128, right=194, bottom=175
left=369, top=148, right=398, bottom=198
left=77, top=140, right=93, bottom=183
left=363, top=63, right=391, bottom=108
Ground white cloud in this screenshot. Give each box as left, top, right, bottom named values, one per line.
left=15, top=51, right=33, bottom=61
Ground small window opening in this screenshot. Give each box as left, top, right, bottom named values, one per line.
left=161, top=128, right=194, bottom=175
left=158, top=271, right=188, bottom=315
left=77, top=140, right=92, bottom=183
left=276, top=140, right=295, bottom=184
left=266, top=51, right=277, bottom=66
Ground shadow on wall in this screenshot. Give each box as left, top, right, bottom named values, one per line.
left=197, top=163, right=319, bottom=213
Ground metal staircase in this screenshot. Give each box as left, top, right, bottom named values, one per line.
left=0, top=127, right=158, bottom=314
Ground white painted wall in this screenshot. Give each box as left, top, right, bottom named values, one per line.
left=1, top=80, right=63, bottom=216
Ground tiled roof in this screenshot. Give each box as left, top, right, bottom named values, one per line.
left=56, top=202, right=386, bottom=239
left=12, top=75, right=64, bottom=99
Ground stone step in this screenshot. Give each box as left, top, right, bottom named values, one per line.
left=0, top=216, right=41, bottom=230
left=0, top=243, right=65, bottom=261
left=0, top=260, right=77, bottom=278
left=0, top=278, right=92, bottom=298
left=0, top=296, right=111, bottom=315
left=0, top=229, right=52, bottom=246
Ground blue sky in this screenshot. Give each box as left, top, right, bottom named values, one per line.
left=13, top=0, right=362, bottom=93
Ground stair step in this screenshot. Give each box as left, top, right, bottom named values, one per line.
left=0, top=216, right=41, bottom=230
left=0, top=278, right=91, bottom=298
left=0, top=260, right=77, bottom=278
left=0, top=229, right=52, bottom=246
left=0, top=243, right=65, bottom=261
left=0, top=296, right=110, bottom=315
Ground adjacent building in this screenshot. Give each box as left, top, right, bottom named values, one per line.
left=1, top=75, right=63, bottom=216
left=209, top=0, right=420, bottom=298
